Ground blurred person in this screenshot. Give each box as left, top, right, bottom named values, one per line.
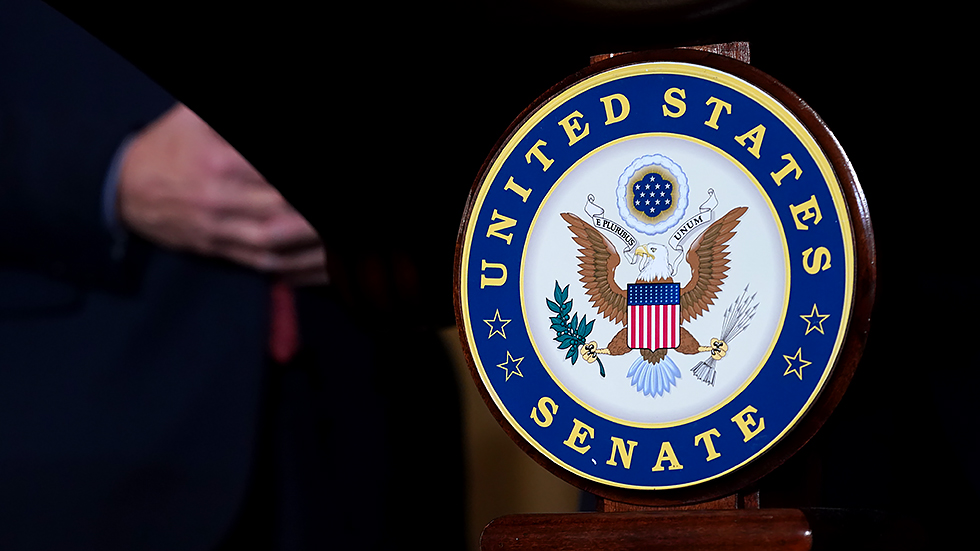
left=0, top=1, right=465, bottom=549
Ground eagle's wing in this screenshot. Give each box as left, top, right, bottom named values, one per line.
left=679, top=206, right=748, bottom=323
left=560, top=212, right=628, bottom=325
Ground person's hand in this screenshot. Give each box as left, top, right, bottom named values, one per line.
left=117, top=104, right=326, bottom=286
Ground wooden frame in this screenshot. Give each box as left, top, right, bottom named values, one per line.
left=454, top=46, right=875, bottom=508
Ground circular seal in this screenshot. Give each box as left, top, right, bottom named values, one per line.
left=455, top=50, right=874, bottom=504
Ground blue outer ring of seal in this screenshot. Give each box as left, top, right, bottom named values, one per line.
left=458, top=60, right=857, bottom=492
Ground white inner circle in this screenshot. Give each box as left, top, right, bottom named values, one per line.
left=523, top=135, right=787, bottom=425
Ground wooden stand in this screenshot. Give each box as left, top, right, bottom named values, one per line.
left=480, top=485, right=813, bottom=550
left=481, top=509, right=811, bottom=550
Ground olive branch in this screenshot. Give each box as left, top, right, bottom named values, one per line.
left=546, top=281, right=604, bottom=377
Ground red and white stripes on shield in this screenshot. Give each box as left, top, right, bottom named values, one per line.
left=628, top=302, right=679, bottom=350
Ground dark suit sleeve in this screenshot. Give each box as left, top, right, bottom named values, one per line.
left=0, top=0, right=174, bottom=285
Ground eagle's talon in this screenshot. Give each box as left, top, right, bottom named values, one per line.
left=710, top=337, right=728, bottom=360
left=580, top=341, right=611, bottom=363
left=698, top=338, right=729, bottom=360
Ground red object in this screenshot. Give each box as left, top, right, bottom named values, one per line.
left=627, top=283, right=680, bottom=350
left=269, top=281, right=299, bottom=363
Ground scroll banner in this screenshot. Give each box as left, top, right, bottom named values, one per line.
left=583, top=191, right=718, bottom=273
left=666, top=189, right=719, bottom=268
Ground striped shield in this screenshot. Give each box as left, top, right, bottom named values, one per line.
left=627, top=283, right=680, bottom=350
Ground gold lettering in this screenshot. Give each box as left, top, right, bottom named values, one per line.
left=694, top=428, right=722, bottom=462
left=480, top=259, right=507, bottom=288
left=789, top=195, right=823, bottom=230
left=734, top=124, right=766, bottom=159
left=802, top=247, right=832, bottom=274
left=525, top=139, right=554, bottom=172
left=662, top=87, right=687, bottom=118
left=486, top=209, right=517, bottom=245
left=731, top=405, right=765, bottom=442
left=651, top=441, right=683, bottom=471
left=558, top=110, right=590, bottom=146
left=599, top=93, right=630, bottom=125
left=503, top=176, right=532, bottom=203
left=606, top=436, right=638, bottom=469
left=771, top=153, right=802, bottom=186
left=563, top=418, right=595, bottom=454
left=530, top=396, right=559, bottom=428
left=704, top=97, right=732, bottom=129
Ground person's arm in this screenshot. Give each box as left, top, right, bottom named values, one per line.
left=116, top=103, right=326, bottom=286
left=0, top=0, right=326, bottom=287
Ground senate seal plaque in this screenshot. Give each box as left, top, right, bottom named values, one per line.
left=455, top=49, right=874, bottom=504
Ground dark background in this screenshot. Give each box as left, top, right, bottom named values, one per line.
left=41, top=0, right=972, bottom=545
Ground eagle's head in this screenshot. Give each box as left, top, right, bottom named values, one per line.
left=634, top=243, right=672, bottom=282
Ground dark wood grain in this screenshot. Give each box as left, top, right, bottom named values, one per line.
left=598, top=488, right=760, bottom=511
left=589, top=40, right=749, bottom=65
left=480, top=509, right=812, bottom=550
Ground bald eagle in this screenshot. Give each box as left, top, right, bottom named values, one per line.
left=561, top=207, right=747, bottom=397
